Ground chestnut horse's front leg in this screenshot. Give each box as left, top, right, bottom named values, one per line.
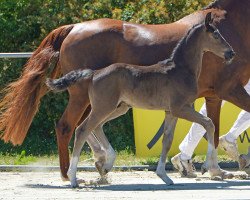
left=205, top=96, right=222, bottom=148
left=202, top=83, right=250, bottom=177
left=202, top=97, right=233, bottom=178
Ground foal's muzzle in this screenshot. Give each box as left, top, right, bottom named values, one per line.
left=224, top=50, right=235, bottom=63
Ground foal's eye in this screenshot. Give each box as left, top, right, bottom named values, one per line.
left=213, top=31, right=220, bottom=39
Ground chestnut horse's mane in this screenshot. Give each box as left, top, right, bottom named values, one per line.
left=204, top=0, right=233, bottom=10
left=160, top=23, right=202, bottom=66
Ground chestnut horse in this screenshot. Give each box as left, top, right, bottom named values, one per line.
left=46, top=14, right=234, bottom=187
left=0, top=0, right=249, bottom=180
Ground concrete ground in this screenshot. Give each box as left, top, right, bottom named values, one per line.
left=1, top=170, right=250, bottom=200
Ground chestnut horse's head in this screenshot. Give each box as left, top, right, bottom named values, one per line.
left=203, top=12, right=235, bottom=63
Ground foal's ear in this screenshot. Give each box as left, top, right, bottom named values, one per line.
left=205, top=12, right=214, bottom=32
left=205, top=12, right=212, bottom=28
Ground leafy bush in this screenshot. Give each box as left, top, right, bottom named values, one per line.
left=0, top=0, right=211, bottom=155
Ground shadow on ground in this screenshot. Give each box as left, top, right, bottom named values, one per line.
left=24, top=180, right=250, bottom=191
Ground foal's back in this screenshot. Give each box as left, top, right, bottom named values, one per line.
left=90, top=58, right=193, bottom=111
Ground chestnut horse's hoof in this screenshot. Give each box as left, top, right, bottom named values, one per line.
left=61, top=174, right=69, bottom=182
left=209, top=168, right=234, bottom=180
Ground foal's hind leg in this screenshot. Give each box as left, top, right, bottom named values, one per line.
left=156, top=112, right=177, bottom=185
left=78, top=106, right=108, bottom=175
left=67, top=107, right=117, bottom=187
left=94, top=103, right=130, bottom=176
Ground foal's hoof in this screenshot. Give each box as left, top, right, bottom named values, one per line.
left=68, top=177, right=79, bottom=188
left=156, top=172, right=174, bottom=185
left=95, top=160, right=107, bottom=176
left=67, top=170, right=79, bottom=188
left=70, top=181, right=79, bottom=188
left=95, top=155, right=115, bottom=177
left=201, top=163, right=208, bottom=175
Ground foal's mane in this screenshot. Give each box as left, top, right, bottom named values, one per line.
left=160, top=23, right=203, bottom=65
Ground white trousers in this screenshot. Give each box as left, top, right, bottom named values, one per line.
left=179, top=80, right=250, bottom=161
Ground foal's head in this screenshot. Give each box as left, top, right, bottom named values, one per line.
left=203, top=12, right=235, bottom=63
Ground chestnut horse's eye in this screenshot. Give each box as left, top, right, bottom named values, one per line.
left=213, top=30, right=220, bottom=39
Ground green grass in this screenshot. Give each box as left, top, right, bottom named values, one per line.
left=0, top=150, right=235, bottom=166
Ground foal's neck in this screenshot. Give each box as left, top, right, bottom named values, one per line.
left=170, top=26, right=204, bottom=78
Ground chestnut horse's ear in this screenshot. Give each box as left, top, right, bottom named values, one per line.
left=212, top=9, right=227, bottom=24
left=205, top=12, right=214, bottom=32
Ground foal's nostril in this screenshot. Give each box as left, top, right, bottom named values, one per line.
left=230, top=50, right=236, bottom=58
left=225, top=50, right=235, bottom=60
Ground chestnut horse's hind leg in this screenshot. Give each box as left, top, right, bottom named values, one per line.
left=56, top=90, right=90, bottom=181
left=205, top=96, right=222, bottom=148
left=201, top=97, right=234, bottom=178
left=156, top=112, right=177, bottom=185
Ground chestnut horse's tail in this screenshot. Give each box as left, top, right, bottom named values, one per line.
left=0, top=24, right=74, bottom=145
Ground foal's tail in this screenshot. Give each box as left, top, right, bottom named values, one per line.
left=0, top=24, right=74, bottom=145
left=46, top=69, right=94, bottom=92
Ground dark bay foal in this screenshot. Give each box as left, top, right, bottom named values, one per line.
left=47, top=13, right=235, bottom=187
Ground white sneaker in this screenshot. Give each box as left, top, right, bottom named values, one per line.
left=171, top=153, right=197, bottom=178
left=219, top=135, right=239, bottom=161
left=239, top=147, right=250, bottom=169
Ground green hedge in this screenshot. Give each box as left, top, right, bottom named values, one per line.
left=0, top=0, right=211, bottom=155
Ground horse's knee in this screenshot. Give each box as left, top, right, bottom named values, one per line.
left=74, top=123, right=87, bottom=141
left=56, top=120, right=73, bottom=140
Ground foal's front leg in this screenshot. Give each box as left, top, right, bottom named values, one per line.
left=156, top=112, right=177, bottom=185
left=67, top=116, right=100, bottom=188
left=173, top=104, right=221, bottom=178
